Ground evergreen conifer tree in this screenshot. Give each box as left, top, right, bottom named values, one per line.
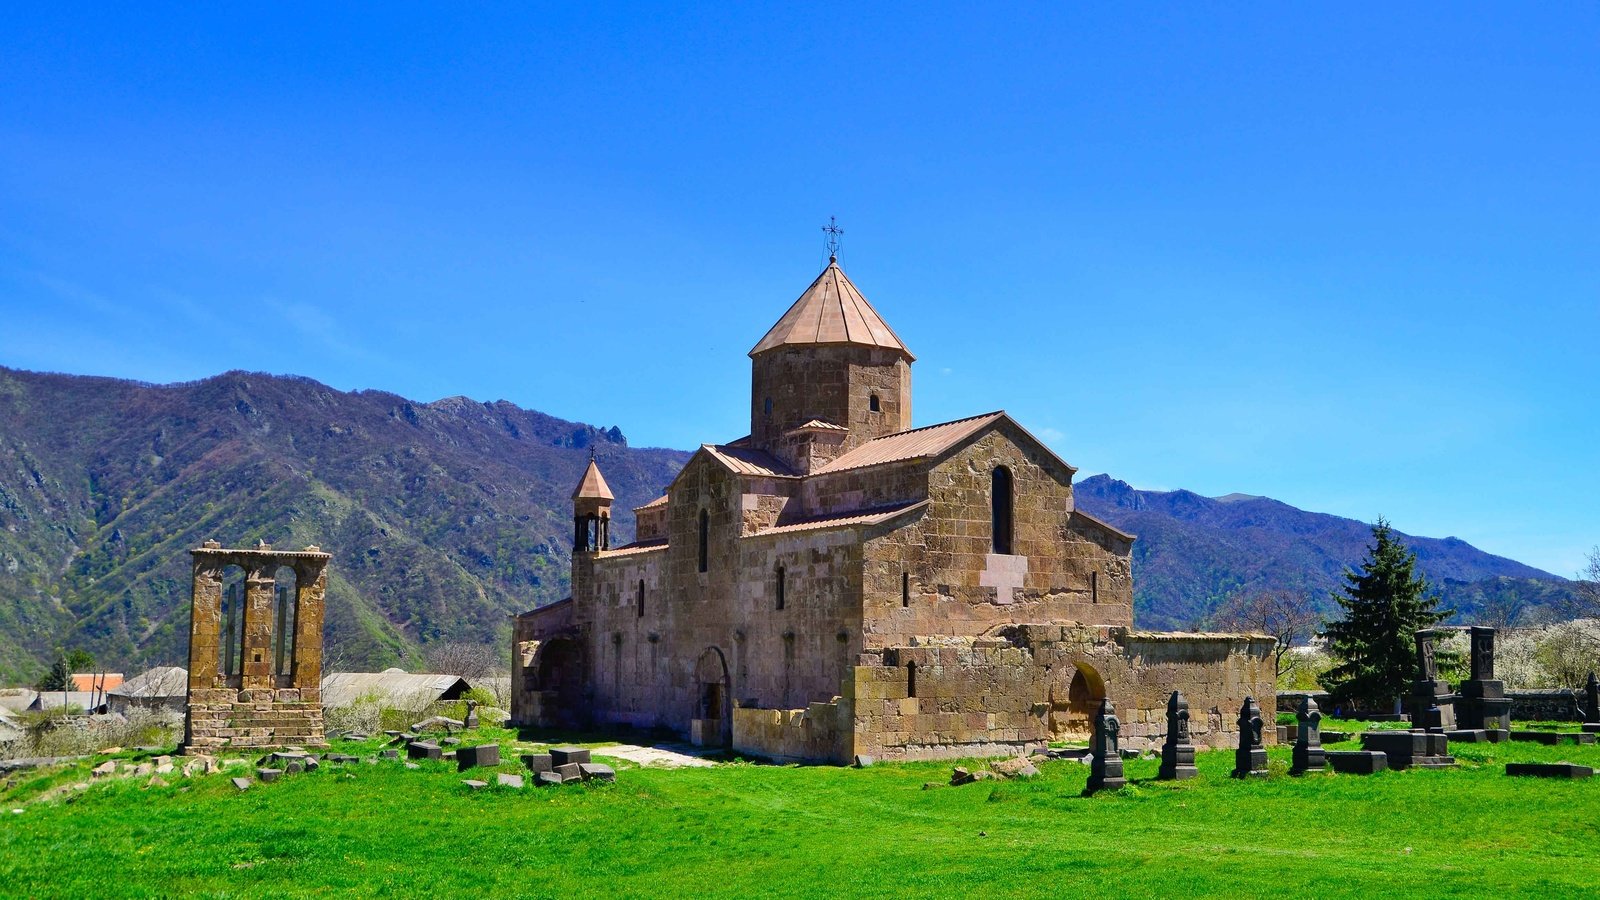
left=35, top=650, right=73, bottom=692
left=1320, top=519, right=1449, bottom=711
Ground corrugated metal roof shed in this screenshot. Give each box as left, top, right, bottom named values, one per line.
left=319, top=670, right=471, bottom=709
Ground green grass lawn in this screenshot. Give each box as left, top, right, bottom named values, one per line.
left=3, top=726, right=1598, bottom=899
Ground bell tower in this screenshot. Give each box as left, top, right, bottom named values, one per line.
left=748, top=255, right=914, bottom=469
left=572, top=456, right=613, bottom=553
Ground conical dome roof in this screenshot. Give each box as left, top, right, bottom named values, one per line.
left=749, top=259, right=914, bottom=360
left=571, top=458, right=614, bottom=501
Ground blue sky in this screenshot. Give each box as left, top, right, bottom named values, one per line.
left=1, top=5, right=1596, bottom=575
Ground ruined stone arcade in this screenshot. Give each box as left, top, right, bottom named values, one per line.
left=182, top=540, right=330, bottom=752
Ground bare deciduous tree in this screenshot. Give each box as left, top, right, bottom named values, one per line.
left=423, top=642, right=502, bottom=679
left=1210, top=589, right=1322, bottom=682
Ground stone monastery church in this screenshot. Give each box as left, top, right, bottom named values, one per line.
left=511, top=256, right=1274, bottom=763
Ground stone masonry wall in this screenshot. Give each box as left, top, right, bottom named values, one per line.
left=732, top=697, right=853, bottom=764
left=846, top=626, right=1276, bottom=761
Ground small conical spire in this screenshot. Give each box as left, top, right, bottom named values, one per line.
left=572, top=458, right=614, bottom=501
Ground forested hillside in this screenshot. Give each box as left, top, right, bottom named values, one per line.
left=0, top=366, right=689, bottom=681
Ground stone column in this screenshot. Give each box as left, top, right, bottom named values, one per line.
left=291, top=561, right=328, bottom=697
left=239, top=563, right=278, bottom=692
left=186, top=559, right=222, bottom=690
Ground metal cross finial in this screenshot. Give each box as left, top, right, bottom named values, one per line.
left=822, top=216, right=844, bottom=261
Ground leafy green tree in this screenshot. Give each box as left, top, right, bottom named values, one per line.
left=34, top=647, right=95, bottom=692
left=1320, top=519, right=1450, bottom=711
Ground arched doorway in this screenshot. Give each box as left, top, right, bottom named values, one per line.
left=1047, top=661, right=1107, bottom=742
left=692, top=646, right=732, bottom=749
left=532, top=638, right=587, bottom=728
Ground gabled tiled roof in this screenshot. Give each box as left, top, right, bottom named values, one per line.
left=600, top=539, right=669, bottom=557
left=635, top=494, right=669, bottom=510
left=571, top=459, right=615, bottom=500
left=749, top=259, right=914, bottom=360
left=812, top=412, right=1006, bottom=474
left=757, top=500, right=929, bottom=536
left=701, top=444, right=799, bottom=478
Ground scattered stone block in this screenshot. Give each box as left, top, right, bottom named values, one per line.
left=578, top=763, right=616, bottom=783
left=133, top=763, right=154, bottom=778
left=257, top=768, right=284, bottom=783
left=147, top=776, right=168, bottom=789
left=456, top=744, right=501, bottom=772
left=550, top=746, right=591, bottom=767
left=521, top=753, right=553, bottom=774
left=442, top=737, right=461, bottom=747
left=441, top=751, right=456, bottom=761
left=380, top=750, right=399, bottom=760
left=404, top=762, right=421, bottom=770
left=1321, top=731, right=1350, bottom=743
left=1444, top=730, right=1489, bottom=743
left=462, top=779, right=488, bottom=790
left=303, top=757, right=319, bottom=772
left=991, top=757, right=1034, bottom=778
left=555, top=763, right=582, bottom=781
left=1507, top=763, right=1592, bottom=779
left=92, top=761, right=116, bottom=778
left=1509, top=731, right=1594, bottom=746
left=1360, top=731, right=1455, bottom=770
left=1327, top=751, right=1387, bottom=774
left=497, top=773, right=525, bottom=789
left=535, top=771, right=564, bottom=787
left=284, top=761, right=304, bottom=775
left=406, top=741, right=442, bottom=761
left=853, top=755, right=874, bottom=768
left=231, top=777, right=252, bottom=791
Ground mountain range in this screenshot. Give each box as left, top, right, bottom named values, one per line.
left=0, top=365, right=1572, bottom=681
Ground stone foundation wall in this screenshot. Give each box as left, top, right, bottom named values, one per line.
left=732, top=698, right=853, bottom=764
left=184, top=687, right=326, bottom=751
left=847, top=625, right=1275, bottom=761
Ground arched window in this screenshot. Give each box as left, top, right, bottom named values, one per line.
left=763, top=397, right=773, bottom=416
left=901, top=571, right=910, bottom=608
left=869, top=393, right=881, bottom=412
left=218, top=565, right=246, bottom=678
left=991, top=465, right=1014, bottom=555
left=776, top=565, right=786, bottom=610
left=907, top=661, right=918, bottom=699
left=697, top=510, right=710, bottom=573
left=637, top=579, right=645, bottom=618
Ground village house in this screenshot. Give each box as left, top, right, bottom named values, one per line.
left=512, top=256, right=1274, bottom=763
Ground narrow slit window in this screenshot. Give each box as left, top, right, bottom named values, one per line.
left=901, top=571, right=910, bottom=608
left=763, top=397, right=773, bottom=416
left=697, top=510, right=709, bottom=573
left=637, top=579, right=645, bottom=617
left=991, top=465, right=1014, bottom=555
left=907, top=661, right=918, bottom=699
left=1091, top=571, right=1099, bottom=604
left=776, top=565, right=786, bottom=610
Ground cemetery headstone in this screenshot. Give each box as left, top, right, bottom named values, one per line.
left=1158, top=691, right=1197, bottom=781
left=1087, top=698, right=1126, bottom=793
left=1290, top=695, right=1326, bottom=775
left=1406, top=629, right=1457, bottom=730
left=1233, top=696, right=1268, bottom=778
left=1454, top=626, right=1512, bottom=733
left=1584, top=673, right=1600, bottom=734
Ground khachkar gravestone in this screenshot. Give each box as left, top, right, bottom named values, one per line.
left=183, top=540, right=331, bottom=753
left=1453, top=626, right=1511, bottom=735
left=1158, top=691, right=1197, bottom=781
left=1290, top=695, right=1326, bottom=775
left=1585, top=673, right=1600, bottom=735
left=1233, top=696, right=1268, bottom=778
left=1405, top=628, right=1457, bottom=731
left=1086, top=698, right=1126, bottom=793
